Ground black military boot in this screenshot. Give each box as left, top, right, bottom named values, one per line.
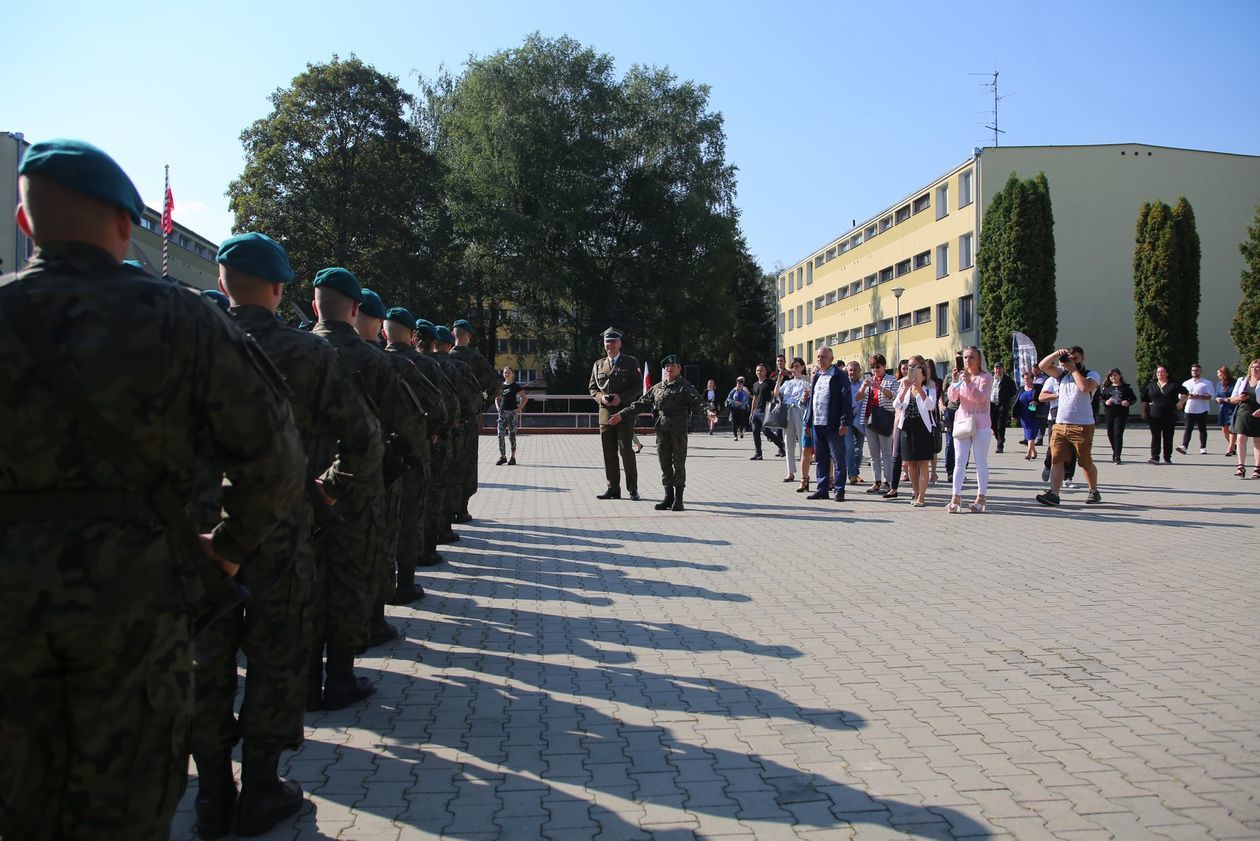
left=367, top=603, right=399, bottom=647
left=192, top=750, right=237, bottom=840
left=305, top=647, right=325, bottom=712
left=322, top=648, right=375, bottom=710
left=455, top=509, right=473, bottom=524
left=654, top=487, right=675, bottom=510
left=437, top=524, right=460, bottom=544
left=389, top=563, right=424, bottom=604
left=671, top=487, right=685, bottom=511
left=236, top=745, right=304, bottom=837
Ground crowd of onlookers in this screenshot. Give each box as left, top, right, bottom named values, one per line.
left=700, top=351, right=1260, bottom=506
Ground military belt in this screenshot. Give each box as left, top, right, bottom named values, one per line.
left=0, top=489, right=155, bottom=523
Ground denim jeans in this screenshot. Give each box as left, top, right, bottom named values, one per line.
left=812, top=424, right=847, bottom=492
left=844, top=425, right=865, bottom=479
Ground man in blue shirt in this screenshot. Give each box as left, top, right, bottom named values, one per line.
left=805, top=346, right=853, bottom=501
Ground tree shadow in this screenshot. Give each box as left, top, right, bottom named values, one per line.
left=472, top=521, right=732, bottom=549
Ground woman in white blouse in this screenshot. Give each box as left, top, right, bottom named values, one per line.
left=773, top=357, right=811, bottom=485
left=892, top=355, right=938, bottom=507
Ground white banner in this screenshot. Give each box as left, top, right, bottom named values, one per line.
left=1011, top=331, right=1039, bottom=383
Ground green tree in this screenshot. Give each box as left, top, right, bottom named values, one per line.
left=1133, top=200, right=1180, bottom=386
left=1233, top=201, right=1260, bottom=366
left=228, top=55, right=445, bottom=313
left=1170, top=197, right=1201, bottom=375
left=977, top=172, right=1057, bottom=369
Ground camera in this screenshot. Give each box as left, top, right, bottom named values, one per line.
left=1058, top=354, right=1072, bottom=364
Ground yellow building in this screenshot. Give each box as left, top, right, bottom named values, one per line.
left=779, top=143, right=1260, bottom=379
left=2, top=131, right=219, bottom=288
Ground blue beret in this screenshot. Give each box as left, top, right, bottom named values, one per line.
left=359, top=288, right=387, bottom=319
left=216, top=232, right=294, bottom=284
left=452, top=318, right=473, bottom=333
left=19, top=139, right=145, bottom=224
left=385, top=307, right=415, bottom=328
left=312, top=267, right=362, bottom=303
left=435, top=325, right=455, bottom=345
left=200, top=289, right=230, bottom=312
left=661, top=354, right=681, bottom=367
left=414, top=321, right=438, bottom=341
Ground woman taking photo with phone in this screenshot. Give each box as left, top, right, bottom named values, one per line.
left=892, top=355, right=937, bottom=507
left=946, top=346, right=993, bottom=513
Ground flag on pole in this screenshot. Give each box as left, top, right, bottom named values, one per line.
left=161, top=165, right=172, bottom=278
left=643, top=364, right=651, bottom=396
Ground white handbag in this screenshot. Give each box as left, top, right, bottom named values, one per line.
left=953, top=413, right=976, bottom=439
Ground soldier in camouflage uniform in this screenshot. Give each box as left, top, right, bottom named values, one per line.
left=309, top=269, right=424, bottom=709
left=0, top=139, right=306, bottom=841
left=433, top=325, right=483, bottom=542
left=609, top=355, right=714, bottom=511
left=382, top=307, right=452, bottom=601
left=188, top=234, right=384, bottom=838
left=414, top=321, right=461, bottom=560
left=450, top=319, right=501, bottom=521
left=354, top=290, right=428, bottom=644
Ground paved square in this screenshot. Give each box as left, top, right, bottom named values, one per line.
left=173, top=431, right=1259, bottom=839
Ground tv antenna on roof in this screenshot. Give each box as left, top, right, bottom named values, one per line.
left=970, top=70, right=1010, bottom=147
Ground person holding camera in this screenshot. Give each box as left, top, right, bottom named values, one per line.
left=946, top=346, right=993, bottom=513
left=1036, top=346, right=1102, bottom=506
left=892, top=355, right=937, bottom=506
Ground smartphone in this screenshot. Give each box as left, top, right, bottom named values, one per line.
left=954, top=353, right=964, bottom=372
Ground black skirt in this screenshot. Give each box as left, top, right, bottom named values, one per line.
left=900, top=420, right=935, bottom=462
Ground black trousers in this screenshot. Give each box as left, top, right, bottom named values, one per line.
left=1149, top=415, right=1176, bottom=460
left=1105, top=411, right=1129, bottom=458
left=1181, top=413, right=1208, bottom=449
left=751, top=413, right=784, bottom=455
left=990, top=405, right=1011, bottom=448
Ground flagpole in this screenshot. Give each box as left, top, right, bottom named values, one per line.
left=162, top=164, right=170, bottom=279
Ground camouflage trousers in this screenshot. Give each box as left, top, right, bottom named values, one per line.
left=0, top=609, right=191, bottom=841
left=427, top=437, right=451, bottom=544
left=394, top=463, right=428, bottom=586
left=190, top=515, right=314, bottom=757
left=314, top=490, right=381, bottom=652
left=377, top=476, right=406, bottom=600
left=442, top=432, right=464, bottom=519
left=459, top=418, right=480, bottom=509
left=657, top=430, right=690, bottom=488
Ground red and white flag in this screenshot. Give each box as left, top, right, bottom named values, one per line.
left=643, top=365, right=651, bottom=395
left=161, top=184, right=175, bottom=235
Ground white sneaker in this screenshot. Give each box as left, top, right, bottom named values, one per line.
left=1199, top=447, right=1207, bottom=454
left=1063, top=480, right=1075, bottom=489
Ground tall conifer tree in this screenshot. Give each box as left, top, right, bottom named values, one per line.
left=1233, top=201, right=1260, bottom=366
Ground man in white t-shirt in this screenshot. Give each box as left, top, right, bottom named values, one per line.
left=1176, top=363, right=1213, bottom=455
left=1035, top=345, right=1101, bottom=506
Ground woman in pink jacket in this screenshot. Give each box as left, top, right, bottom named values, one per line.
left=946, top=345, right=993, bottom=513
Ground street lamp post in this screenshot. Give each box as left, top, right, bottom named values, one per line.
left=891, top=286, right=905, bottom=364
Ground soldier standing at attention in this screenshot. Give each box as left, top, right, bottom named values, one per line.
left=309, top=270, right=422, bottom=708
left=415, top=320, right=468, bottom=557
left=588, top=327, right=643, bottom=500
left=434, top=325, right=481, bottom=541
left=191, top=233, right=384, bottom=838
left=609, top=355, right=714, bottom=511
left=450, top=318, right=500, bottom=522
left=382, top=306, right=449, bottom=604
left=407, top=319, right=461, bottom=567
left=0, top=139, right=306, bottom=841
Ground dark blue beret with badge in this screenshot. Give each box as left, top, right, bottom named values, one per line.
left=453, top=318, right=473, bottom=333
left=216, top=232, right=294, bottom=284
left=200, top=289, right=231, bottom=312
left=18, top=138, right=145, bottom=224
left=359, top=288, right=387, bottom=319
left=435, top=325, right=455, bottom=346
left=414, top=319, right=438, bottom=341
left=385, top=307, right=416, bottom=328
left=312, top=267, right=362, bottom=303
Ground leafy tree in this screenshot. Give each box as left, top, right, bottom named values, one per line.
left=1170, top=197, right=1201, bottom=375
left=977, top=172, right=1057, bottom=369
left=1133, top=200, right=1180, bottom=386
left=228, top=55, right=446, bottom=313
left=1233, top=201, right=1260, bottom=366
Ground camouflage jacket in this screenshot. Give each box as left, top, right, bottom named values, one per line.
left=0, top=243, right=306, bottom=635
left=428, top=351, right=482, bottom=422
left=450, top=343, right=500, bottom=407
left=379, top=347, right=434, bottom=460
left=617, top=377, right=709, bottom=433
left=386, top=343, right=455, bottom=432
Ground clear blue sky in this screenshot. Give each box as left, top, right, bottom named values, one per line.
left=6, top=0, right=1258, bottom=272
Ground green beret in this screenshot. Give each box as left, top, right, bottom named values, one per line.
left=414, top=320, right=438, bottom=341
left=452, top=318, right=473, bottom=333
left=601, top=327, right=623, bottom=340
left=359, top=288, right=387, bottom=319
left=385, top=307, right=416, bottom=328
left=661, top=354, right=681, bottom=367
left=435, top=325, right=455, bottom=345
left=216, top=232, right=294, bottom=284
left=312, top=267, right=362, bottom=303
left=200, top=289, right=230, bottom=312
left=18, top=139, right=144, bottom=224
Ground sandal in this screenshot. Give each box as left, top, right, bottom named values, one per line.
left=1252, top=468, right=1260, bottom=480
left=796, top=480, right=810, bottom=493
left=783, top=476, right=796, bottom=483
left=969, top=497, right=987, bottom=513
left=1236, top=465, right=1246, bottom=477
left=882, top=489, right=899, bottom=499
left=946, top=500, right=962, bottom=514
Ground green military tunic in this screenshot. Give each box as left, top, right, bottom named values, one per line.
left=588, top=354, right=643, bottom=494
left=616, top=377, right=708, bottom=490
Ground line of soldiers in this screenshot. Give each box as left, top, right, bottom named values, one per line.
left=0, top=139, right=500, bottom=841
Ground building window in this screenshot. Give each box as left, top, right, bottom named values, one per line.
left=797, top=267, right=803, bottom=289
left=778, top=312, right=785, bottom=333
left=898, top=313, right=912, bottom=329
left=894, top=204, right=912, bottom=224
left=865, top=224, right=877, bottom=240
left=879, top=318, right=894, bottom=333
left=936, top=302, right=949, bottom=337
left=912, top=193, right=930, bottom=215
left=895, top=259, right=912, bottom=277
left=807, top=262, right=814, bottom=284
left=806, top=301, right=814, bottom=325
left=959, top=170, right=973, bottom=207
left=935, top=184, right=949, bottom=219
left=879, top=215, right=893, bottom=233
left=866, top=274, right=880, bottom=290
left=826, top=247, right=837, bottom=261
left=936, top=244, right=949, bottom=278
left=788, top=309, right=795, bottom=331
left=878, top=267, right=893, bottom=283
left=959, top=295, right=975, bottom=331
left=849, top=233, right=862, bottom=249
left=825, top=291, right=836, bottom=306
left=796, top=305, right=803, bottom=329
left=496, top=338, right=509, bottom=353
left=778, top=276, right=786, bottom=298
left=959, top=232, right=974, bottom=270
left=864, top=322, right=878, bottom=338
left=815, top=295, right=826, bottom=310
left=913, top=250, right=931, bottom=270
left=914, top=307, right=931, bottom=325
left=839, top=286, right=849, bottom=299
left=850, top=281, right=862, bottom=296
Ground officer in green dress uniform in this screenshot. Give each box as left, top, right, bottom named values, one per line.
left=588, top=327, right=643, bottom=500
left=609, top=355, right=714, bottom=511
